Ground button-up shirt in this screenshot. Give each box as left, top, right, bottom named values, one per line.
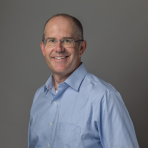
left=28, top=63, right=139, bottom=148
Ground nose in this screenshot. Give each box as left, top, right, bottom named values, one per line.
left=55, top=40, right=65, bottom=52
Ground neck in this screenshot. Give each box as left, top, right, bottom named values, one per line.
left=52, top=62, right=82, bottom=90
left=53, top=73, right=71, bottom=90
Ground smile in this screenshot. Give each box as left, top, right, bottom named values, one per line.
left=54, top=56, right=69, bottom=59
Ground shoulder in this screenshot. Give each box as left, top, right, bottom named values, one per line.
left=32, top=85, right=45, bottom=105
left=79, top=72, right=123, bottom=106
left=82, top=73, right=126, bottom=117
left=81, top=72, right=117, bottom=93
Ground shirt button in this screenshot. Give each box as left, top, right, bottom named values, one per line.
left=49, top=122, right=52, bottom=125
left=47, top=143, right=50, bottom=147
left=53, top=101, right=56, bottom=104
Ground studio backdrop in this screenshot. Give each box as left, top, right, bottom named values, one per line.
left=0, top=0, right=148, bottom=148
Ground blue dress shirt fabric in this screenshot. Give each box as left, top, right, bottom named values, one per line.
left=28, top=63, right=139, bottom=148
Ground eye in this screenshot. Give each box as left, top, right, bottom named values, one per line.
left=47, top=39, right=55, bottom=43
left=64, top=39, right=71, bottom=43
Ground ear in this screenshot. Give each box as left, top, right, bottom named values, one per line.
left=79, top=40, right=87, bottom=57
left=40, top=42, right=45, bottom=56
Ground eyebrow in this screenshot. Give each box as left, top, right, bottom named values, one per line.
left=62, top=37, right=74, bottom=39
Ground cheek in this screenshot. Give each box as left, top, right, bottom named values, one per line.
left=70, top=51, right=80, bottom=64
left=44, top=49, right=53, bottom=57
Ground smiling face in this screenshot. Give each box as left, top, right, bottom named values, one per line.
left=40, top=16, right=86, bottom=79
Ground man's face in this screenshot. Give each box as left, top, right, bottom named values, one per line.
left=41, top=16, right=86, bottom=78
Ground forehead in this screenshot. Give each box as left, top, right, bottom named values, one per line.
left=44, top=16, right=78, bottom=39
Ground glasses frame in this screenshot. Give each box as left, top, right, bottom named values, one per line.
left=42, top=38, right=83, bottom=47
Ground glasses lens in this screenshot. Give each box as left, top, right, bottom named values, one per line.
left=46, top=39, right=56, bottom=47
left=62, top=39, right=74, bottom=47
left=45, top=39, right=75, bottom=47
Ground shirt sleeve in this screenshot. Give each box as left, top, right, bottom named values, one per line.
left=96, top=90, right=139, bottom=148
left=27, top=88, right=40, bottom=148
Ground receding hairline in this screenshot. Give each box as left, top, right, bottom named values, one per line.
left=42, top=14, right=83, bottom=41
left=43, top=15, right=76, bottom=34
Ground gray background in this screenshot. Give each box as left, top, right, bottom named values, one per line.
left=0, top=0, right=148, bottom=147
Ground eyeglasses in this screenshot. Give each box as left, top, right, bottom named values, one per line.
left=42, top=38, right=83, bottom=48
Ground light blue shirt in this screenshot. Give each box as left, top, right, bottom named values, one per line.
left=28, top=63, right=139, bottom=148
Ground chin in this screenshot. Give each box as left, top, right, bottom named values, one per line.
left=53, top=68, right=68, bottom=75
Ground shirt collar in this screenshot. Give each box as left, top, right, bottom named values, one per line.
left=44, top=75, right=54, bottom=93
left=44, top=63, right=88, bottom=92
left=65, top=63, right=87, bottom=91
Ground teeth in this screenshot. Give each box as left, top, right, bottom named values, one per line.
left=55, top=56, right=66, bottom=59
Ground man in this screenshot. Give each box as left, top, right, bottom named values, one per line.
left=28, top=14, right=139, bottom=148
